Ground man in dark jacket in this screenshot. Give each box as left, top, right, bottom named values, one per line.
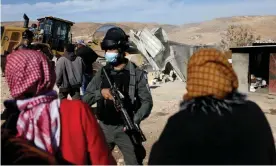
left=75, top=40, right=98, bottom=94
left=56, top=44, right=85, bottom=99
left=82, top=27, right=153, bottom=165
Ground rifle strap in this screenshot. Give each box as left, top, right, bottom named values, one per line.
left=101, top=62, right=137, bottom=104
left=129, top=62, right=136, bottom=105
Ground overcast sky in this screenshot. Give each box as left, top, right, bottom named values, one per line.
left=1, top=0, right=276, bottom=24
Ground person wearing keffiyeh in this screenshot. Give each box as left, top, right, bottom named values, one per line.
left=2, top=49, right=116, bottom=165
left=148, top=48, right=276, bottom=165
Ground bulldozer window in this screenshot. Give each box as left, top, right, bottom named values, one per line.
left=11, top=32, right=20, bottom=41
left=51, top=21, right=69, bottom=51
left=8, top=32, right=21, bottom=52
left=39, top=22, right=44, bottom=31
left=53, top=21, right=68, bottom=40
left=60, top=24, right=67, bottom=40
left=68, top=27, right=72, bottom=43
left=43, top=20, right=53, bottom=35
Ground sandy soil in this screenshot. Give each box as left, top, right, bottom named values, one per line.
left=1, top=78, right=276, bottom=165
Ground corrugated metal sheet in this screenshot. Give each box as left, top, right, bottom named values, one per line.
left=129, top=30, right=159, bottom=70
left=138, top=28, right=165, bottom=58
left=269, top=53, right=276, bottom=95
left=150, top=28, right=159, bottom=34
left=129, top=27, right=215, bottom=82
left=152, top=28, right=168, bottom=42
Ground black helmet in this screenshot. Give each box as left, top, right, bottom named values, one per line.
left=22, top=29, right=34, bottom=39
left=100, top=27, right=129, bottom=51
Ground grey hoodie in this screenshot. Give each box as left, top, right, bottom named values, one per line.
left=55, top=52, right=85, bottom=90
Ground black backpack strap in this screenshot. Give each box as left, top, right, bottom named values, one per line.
left=129, top=62, right=136, bottom=104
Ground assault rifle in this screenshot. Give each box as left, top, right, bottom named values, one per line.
left=102, top=68, right=146, bottom=145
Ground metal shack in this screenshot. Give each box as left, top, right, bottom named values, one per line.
left=230, top=44, right=276, bottom=95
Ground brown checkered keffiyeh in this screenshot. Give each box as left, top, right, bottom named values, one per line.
left=184, top=48, right=238, bottom=100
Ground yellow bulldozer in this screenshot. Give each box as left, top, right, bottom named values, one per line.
left=1, top=14, right=75, bottom=75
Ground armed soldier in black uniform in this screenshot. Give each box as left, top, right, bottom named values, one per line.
left=83, top=27, right=153, bottom=165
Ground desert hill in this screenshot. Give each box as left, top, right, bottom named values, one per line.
left=2, top=15, right=276, bottom=45
left=169, top=15, right=276, bottom=45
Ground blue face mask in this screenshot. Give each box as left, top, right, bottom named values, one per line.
left=104, top=52, right=119, bottom=63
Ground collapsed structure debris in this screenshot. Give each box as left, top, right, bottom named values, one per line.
left=250, top=74, right=267, bottom=92
left=128, top=27, right=214, bottom=83
left=88, top=25, right=215, bottom=84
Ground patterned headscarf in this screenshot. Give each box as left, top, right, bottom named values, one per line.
left=5, top=50, right=56, bottom=99
left=5, top=50, right=60, bottom=154
left=184, top=48, right=239, bottom=100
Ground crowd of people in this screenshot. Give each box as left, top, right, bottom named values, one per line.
left=1, top=27, right=276, bottom=165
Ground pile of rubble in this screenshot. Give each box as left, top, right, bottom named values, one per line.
left=92, top=26, right=214, bottom=85
left=128, top=27, right=214, bottom=85
left=249, top=74, right=267, bottom=92
left=148, top=70, right=178, bottom=86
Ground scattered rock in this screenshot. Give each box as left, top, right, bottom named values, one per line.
left=155, top=112, right=169, bottom=117
left=269, top=109, right=276, bottom=115
left=189, top=34, right=202, bottom=40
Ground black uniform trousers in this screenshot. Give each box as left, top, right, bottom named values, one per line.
left=99, top=121, right=146, bottom=165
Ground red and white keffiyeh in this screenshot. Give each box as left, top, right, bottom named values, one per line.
left=16, top=92, right=61, bottom=154
left=5, top=50, right=56, bottom=99
left=5, top=50, right=60, bottom=154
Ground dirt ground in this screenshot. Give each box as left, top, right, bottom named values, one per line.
left=1, top=78, right=276, bottom=165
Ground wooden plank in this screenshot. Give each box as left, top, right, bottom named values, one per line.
left=269, top=53, right=276, bottom=95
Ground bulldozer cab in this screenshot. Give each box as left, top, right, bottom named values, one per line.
left=1, top=26, right=25, bottom=55
left=1, top=14, right=75, bottom=76
left=37, top=16, right=74, bottom=53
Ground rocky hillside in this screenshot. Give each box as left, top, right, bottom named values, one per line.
left=2, top=15, right=276, bottom=45
left=169, top=15, right=276, bottom=45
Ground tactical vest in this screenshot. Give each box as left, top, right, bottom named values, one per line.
left=100, top=62, right=143, bottom=105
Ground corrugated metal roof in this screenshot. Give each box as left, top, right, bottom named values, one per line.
left=230, top=45, right=276, bottom=53
left=254, top=39, right=276, bottom=43
left=231, top=45, right=276, bottom=49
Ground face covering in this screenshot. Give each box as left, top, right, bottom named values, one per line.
left=105, top=52, right=119, bottom=63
